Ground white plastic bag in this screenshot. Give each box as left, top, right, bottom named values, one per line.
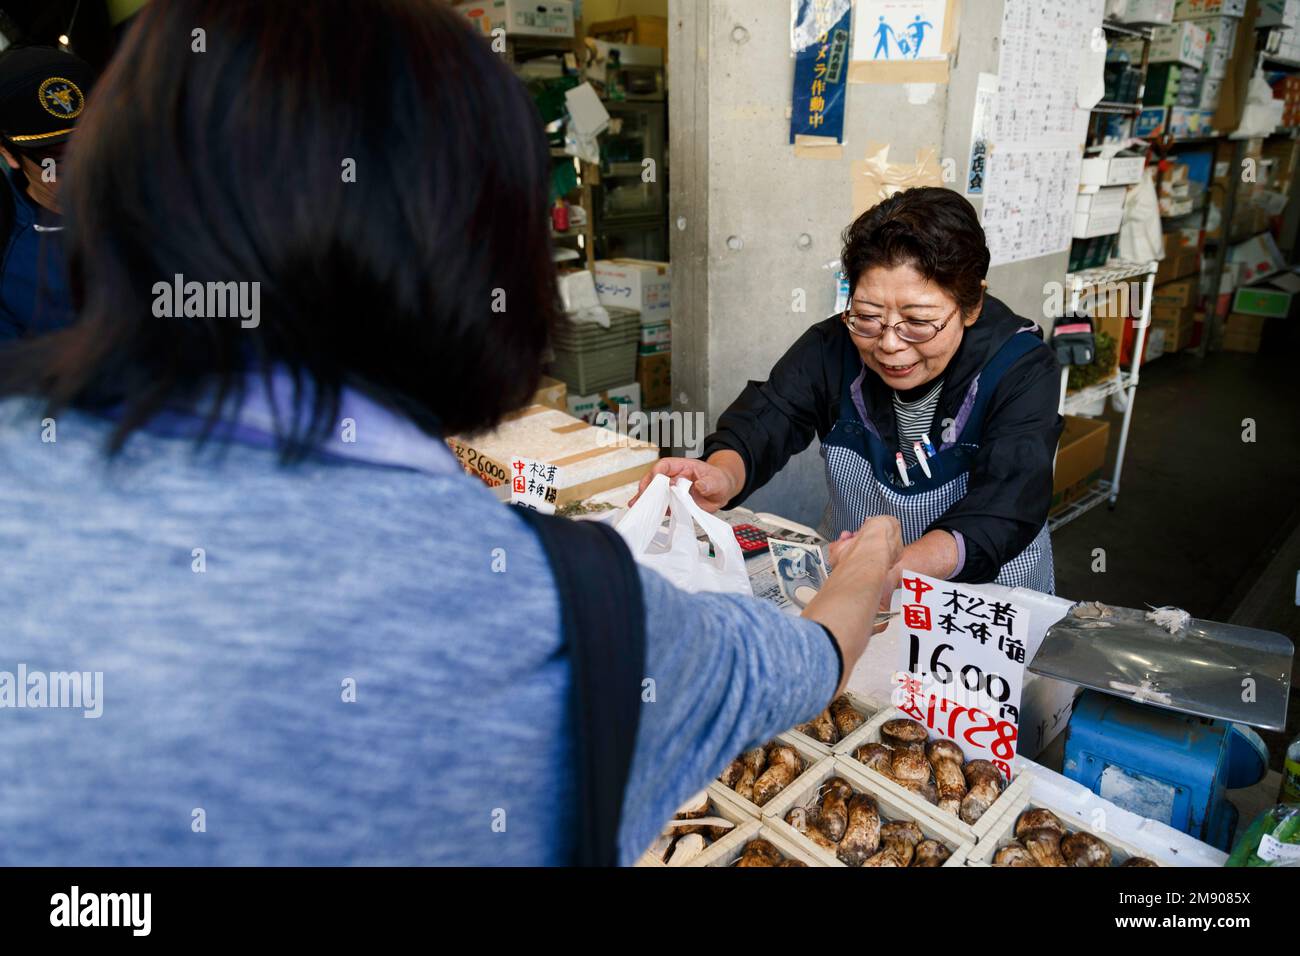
left=615, top=474, right=752, bottom=596
left=1117, top=167, right=1163, bottom=264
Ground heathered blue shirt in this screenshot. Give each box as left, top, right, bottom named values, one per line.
left=0, top=395, right=838, bottom=865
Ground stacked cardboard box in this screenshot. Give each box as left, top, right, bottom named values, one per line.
left=1220, top=313, right=1268, bottom=351
left=1074, top=186, right=1128, bottom=238
left=1261, top=0, right=1300, bottom=62
left=1151, top=277, right=1198, bottom=352
left=1272, top=74, right=1300, bottom=128
left=1145, top=62, right=1204, bottom=107
left=1150, top=21, right=1208, bottom=67
left=1109, top=0, right=1175, bottom=23
left=1051, top=417, right=1111, bottom=514
left=593, top=259, right=672, bottom=409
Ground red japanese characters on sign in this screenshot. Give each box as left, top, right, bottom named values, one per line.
left=509, top=457, right=560, bottom=515
left=891, top=570, right=1030, bottom=779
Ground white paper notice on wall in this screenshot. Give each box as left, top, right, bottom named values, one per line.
left=1078, top=26, right=1107, bottom=109
left=982, top=0, right=1103, bottom=266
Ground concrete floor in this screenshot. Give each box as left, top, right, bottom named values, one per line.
left=1051, top=314, right=1300, bottom=771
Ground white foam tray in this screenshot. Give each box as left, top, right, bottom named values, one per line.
left=782, top=690, right=878, bottom=754
left=968, top=786, right=1159, bottom=867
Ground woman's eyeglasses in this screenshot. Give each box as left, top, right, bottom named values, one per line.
left=842, top=306, right=957, bottom=344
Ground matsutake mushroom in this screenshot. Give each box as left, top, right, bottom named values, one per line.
left=818, top=777, right=854, bottom=842
left=926, top=739, right=967, bottom=817
left=913, top=839, right=952, bottom=867
left=829, top=695, right=865, bottom=739
left=801, top=708, right=838, bottom=745
left=853, top=742, right=895, bottom=777
left=665, top=833, right=707, bottom=866
left=1121, top=856, right=1158, bottom=867
left=752, top=743, right=801, bottom=807
left=880, top=717, right=928, bottom=752
left=992, top=844, right=1036, bottom=867
left=835, top=793, right=882, bottom=866
left=1061, top=831, right=1112, bottom=867
left=785, top=806, right=839, bottom=852
left=960, top=759, right=1005, bottom=824
left=735, top=839, right=783, bottom=867
left=733, top=746, right=767, bottom=802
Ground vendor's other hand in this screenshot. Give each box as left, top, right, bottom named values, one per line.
left=628, top=457, right=736, bottom=513
left=826, top=516, right=902, bottom=582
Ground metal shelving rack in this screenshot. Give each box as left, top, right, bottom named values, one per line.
left=1051, top=18, right=1160, bottom=532
left=508, top=34, right=599, bottom=271
left=1051, top=259, right=1158, bottom=532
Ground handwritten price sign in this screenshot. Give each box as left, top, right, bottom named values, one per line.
left=891, top=570, right=1030, bottom=779
left=509, top=457, right=560, bottom=515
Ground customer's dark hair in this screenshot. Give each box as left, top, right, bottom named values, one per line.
left=0, top=0, right=559, bottom=451
left=840, top=187, right=990, bottom=315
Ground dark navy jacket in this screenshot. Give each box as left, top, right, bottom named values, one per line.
left=0, top=167, right=75, bottom=341
left=702, top=296, right=1064, bottom=583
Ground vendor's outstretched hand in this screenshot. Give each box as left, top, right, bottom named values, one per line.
left=628, top=457, right=737, bottom=513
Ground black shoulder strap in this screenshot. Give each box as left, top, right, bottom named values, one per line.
left=514, top=507, right=646, bottom=867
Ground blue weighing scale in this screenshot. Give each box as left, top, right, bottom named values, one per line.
left=1029, top=603, right=1294, bottom=852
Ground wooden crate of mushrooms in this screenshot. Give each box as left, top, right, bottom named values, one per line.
left=969, top=790, right=1159, bottom=867
left=760, top=756, right=972, bottom=867
left=712, top=733, right=828, bottom=819
left=694, top=823, right=828, bottom=867
left=635, top=787, right=757, bottom=867
left=784, top=692, right=877, bottom=754
left=832, top=707, right=1031, bottom=844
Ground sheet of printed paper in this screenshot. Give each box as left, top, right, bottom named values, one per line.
left=981, top=0, right=1103, bottom=266
left=851, top=0, right=947, bottom=62
left=891, top=570, right=1030, bottom=779
left=509, top=457, right=560, bottom=515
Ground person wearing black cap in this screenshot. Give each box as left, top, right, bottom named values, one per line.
left=0, top=46, right=95, bottom=341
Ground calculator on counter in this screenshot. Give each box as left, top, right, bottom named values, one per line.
left=731, top=523, right=771, bottom=555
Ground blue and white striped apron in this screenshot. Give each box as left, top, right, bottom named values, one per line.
left=818, top=330, right=1055, bottom=594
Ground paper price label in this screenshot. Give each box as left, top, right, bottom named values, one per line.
left=509, top=457, right=560, bottom=515
left=1258, top=834, right=1300, bottom=863
left=892, top=571, right=1030, bottom=779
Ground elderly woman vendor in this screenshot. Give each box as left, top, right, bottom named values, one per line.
left=638, top=187, right=1063, bottom=592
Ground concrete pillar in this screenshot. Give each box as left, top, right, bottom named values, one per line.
left=668, top=0, right=1066, bottom=526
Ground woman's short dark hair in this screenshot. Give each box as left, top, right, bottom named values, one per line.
left=840, top=187, right=990, bottom=315
left=0, top=0, right=559, bottom=451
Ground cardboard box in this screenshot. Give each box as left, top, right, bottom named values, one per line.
left=566, top=382, right=641, bottom=425
left=446, top=404, right=657, bottom=504
left=1150, top=21, right=1208, bottom=66
left=1074, top=186, right=1128, bottom=238
left=1221, top=312, right=1267, bottom=351
left=636, top=351, right=671, bottom=409
left=1155, top=246, right=1200, bottom=282
left=1190, top=14, right=1239, bottom=79
left=586, top=15, right=668, bottom=52
left=593, top=259, right=671, bottom=321
left=1052, top=416, right=1111, bottom=510
left=1110, top=0, right=1176, bottom=23
left=1152, top=308, right=1195, bottom=351
left=454, top=0, right=575, bottom=38
left=1258, top=0, right=1300, bottom=29
left=1154, top=277, right=1198, bottom=307
left=639, top=320, right=670, bottom=350
left=1230, top=285, right=1293, bottom=318
left=533, top=375, right=568, bottom=411
left=1173, top=0, right=1247, bottom=18
left=1229, top=232, right=1286, bottom=285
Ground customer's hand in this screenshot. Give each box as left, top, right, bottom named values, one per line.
left=804, top=516, right=903, bottom=695
left=829, top=526, right=903, bottom=613
left=628, top=457, right=738, bottom=513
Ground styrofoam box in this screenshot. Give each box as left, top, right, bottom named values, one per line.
left=693, top=820, right=831, bottom=867
left=710, top=732, right=828, bottom=819
left=635, top=787, right=756, bottom=867
left=1076, top=186, right=1128, bottom=211
left=1079, top=154, right=1146, bottom=187
left=969, top=787, right=1162, bottom=866
left=783, top=690, right=878, bottom=754
left=1074, top=207, right=1125, bottom=239
left=831, top=706, right=1032, bottom=844
left=761, top=755, right=972, bottom=867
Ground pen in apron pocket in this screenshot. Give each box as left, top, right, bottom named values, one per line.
left=913, top=441, right=932, bottom=479
left=895, top=451, right=911, bottom=487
